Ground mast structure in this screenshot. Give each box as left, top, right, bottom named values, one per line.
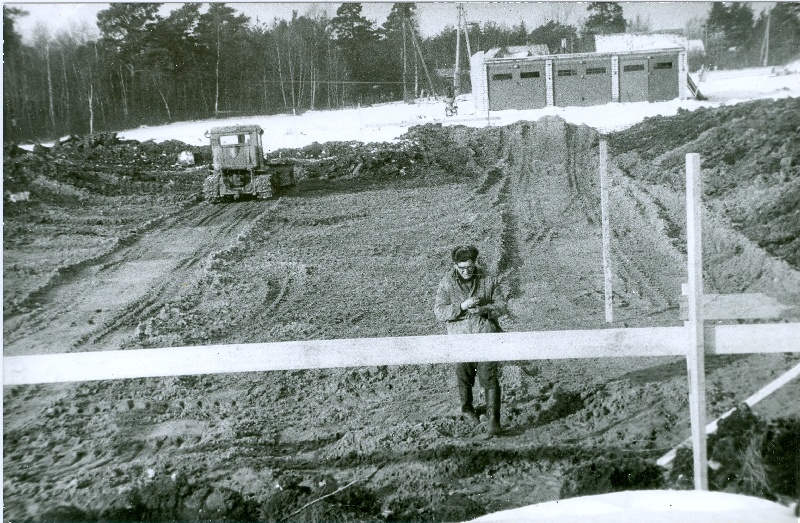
left=409, top=22, right=437, bottom=98
left=402, top=15, right=409, bottom=101
left=463, top=6, right=472, bottom=59
left=454, top=4, right=462, bottom=95
left=453, top=3, right=473, bottom=97
left=402, top=7, right=431, bottom=100
left=760, top=7, right=772, bottom=67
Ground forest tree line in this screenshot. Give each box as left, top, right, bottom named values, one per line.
left=3, top=2, right=799, bottom=143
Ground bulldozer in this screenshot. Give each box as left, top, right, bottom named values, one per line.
left=203, top=124, right=294, bottom=203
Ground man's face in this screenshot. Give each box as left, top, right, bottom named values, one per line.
left=455, top=260, right=477, bottom=280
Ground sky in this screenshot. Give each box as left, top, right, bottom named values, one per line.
left=6, top=1, right=776, bottom=43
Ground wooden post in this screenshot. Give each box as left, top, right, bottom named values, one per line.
left=462, top=5, right=472, bottom=58
left=453, top=4, right=461, bottom=95
left=600, top=140, right=613, bottom=323
left=685, top=152, right=708, bottom=490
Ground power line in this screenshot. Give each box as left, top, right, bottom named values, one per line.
left=261, top=80, right=404, bottom=85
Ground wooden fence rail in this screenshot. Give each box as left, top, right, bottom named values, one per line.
left=4, top=323, right=799, bottom=386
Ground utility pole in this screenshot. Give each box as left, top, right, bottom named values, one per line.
left=760, top=7, right=771, bottom=67
left=402, top=16, right=409, bottom=102
left=462, top=7, right=472, bottom=58
left=409, top=23, right=437, bottom=98
left=454, top=3, right=472, bottom=97
left=454, top=4, right=462, bottom=95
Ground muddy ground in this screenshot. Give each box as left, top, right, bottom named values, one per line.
left=3, top=99, right=800, bottom=521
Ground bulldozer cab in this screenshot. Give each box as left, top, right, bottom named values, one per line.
left=207, top=125, right=264, bottom=171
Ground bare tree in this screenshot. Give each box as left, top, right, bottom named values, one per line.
left=31, top=23, right=58, bottom=134
left=627, top=13, right=652, bottom=34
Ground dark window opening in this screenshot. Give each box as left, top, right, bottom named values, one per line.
left=586, top=67, right=607, bottom=75
left=220, top=134, right=250, bottom=146
left=492, top=73, right=513, bottom=81
left=654, top=62, right=673, bottom=70
left=557, top=69, right=577, bottom=76
left=623, top=64, right=645, bottom=72
left=520, top=71, right=540, bottom=79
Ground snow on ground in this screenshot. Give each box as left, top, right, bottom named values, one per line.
left=106, top=65, right=800, bottom=153
left=466, top=490, right=798, bottom=523
left=20, top=65, right=798, bottom=152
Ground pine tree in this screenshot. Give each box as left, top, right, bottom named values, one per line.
left=582, top=2, right=626, bottom=50
left=329, top=3, right=379, bottom=101
left=196, top=3, right=250, bottom=115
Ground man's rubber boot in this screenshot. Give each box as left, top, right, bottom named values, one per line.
left=485, top=385, right=501, bottom=438
left=458, top=383, right=480, bottom=425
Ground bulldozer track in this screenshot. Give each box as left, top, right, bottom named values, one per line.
left=3, top=201, right=275, bottom=356
left=2, top=197, right=204, bottom=322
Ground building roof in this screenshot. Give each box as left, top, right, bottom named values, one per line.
left=484, top=45, right=549, bottom=59
left=208, top=125, right=263, bottom=135
left=477, top=47, right=682, bottom=65
left=595, top=33, right=690, bottom=53
left=688, top=39, right=706, bottom=54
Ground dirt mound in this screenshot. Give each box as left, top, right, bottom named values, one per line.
left=560, top=455, right=664, bottom=499
left=47, top=133, right=210, bottom=171
left=669, top=404, right=800, bottom=503
left=35, top=471, right=259, bottom=523
left=268, top=124, right=487, bottom=184
left=3, top=135, right=209, bottom=205
left=609, top=97, right=800, bottom=269
left=4, top=108, right=800, bottom=522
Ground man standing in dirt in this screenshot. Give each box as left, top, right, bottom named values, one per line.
left=434, top=245, right=508, bottom=438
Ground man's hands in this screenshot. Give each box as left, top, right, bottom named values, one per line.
left=469, top=305, right=488, bottom=316
left=461, top=297, right=481, bottom=310
left=461, top=297, right=489, bottom=316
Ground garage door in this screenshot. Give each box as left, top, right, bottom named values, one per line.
left=488, top=63, right=547, bottom=110
left=582, top=59, right=612, bottom=105
left=487, top=66, right=515, bottom=110
left=553, top=61, right=582, bottom=107
left=517, top=62, right=547, bottom=109
left=619, top=57, right=648, bottom=103
left=553, top=59, right=612, bottom=107
left=648, top=56, right=679, bottom=102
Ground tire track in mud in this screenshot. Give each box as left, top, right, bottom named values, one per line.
left=497, top=178, right=522, bottom=299
left=3, top=197, right=207, bottom=321
left=477, top=162, right=522, bottom=299
left=496, top=119, right=603, bottom=329
left=603, top=175, right=687, bottom=322
left=568, top=166, right=678, bottom=320
left=93, top=201, right=271, bottom=349
left=3, top=201, right=273, bottom=356
left=491, top=118, right=686, bottom=330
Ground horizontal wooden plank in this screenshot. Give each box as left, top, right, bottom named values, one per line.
left=707, top=323, right=800, bottom=354
left=4, top=323, right=798, bottom=385
left=4, top=327, right=687, bottom=385
left=678, top=293, right=794, bottom=320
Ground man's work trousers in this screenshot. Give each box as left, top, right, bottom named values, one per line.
left=456, top=361, right=500, bottom=411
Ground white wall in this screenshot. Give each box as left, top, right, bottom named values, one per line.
left=470, top=51, right=489, bottom=113
left=596, top=33, right=689, bottom=53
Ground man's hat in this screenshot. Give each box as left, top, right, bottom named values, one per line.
left=451, top=245, right=479, bottom=263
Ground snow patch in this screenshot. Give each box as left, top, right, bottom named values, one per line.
left=19, top=66, right=799, bottom=153
left=467, top=490, right=797, bottom=523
